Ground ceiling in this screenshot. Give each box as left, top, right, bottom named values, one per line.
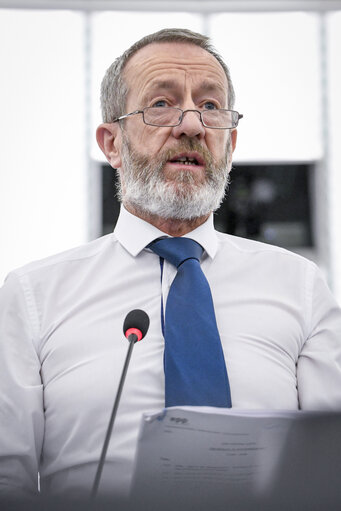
left=0, top=0, right=341, bottom=13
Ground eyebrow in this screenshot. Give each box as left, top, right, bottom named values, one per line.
left=143, top=79, right=227, bottom=99
left=144, top=79, right=179, bottom=95
left=199, top=80, right=227, bottom=95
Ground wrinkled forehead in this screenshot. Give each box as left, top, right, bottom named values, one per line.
left=123, top=41, right=228, bottom=103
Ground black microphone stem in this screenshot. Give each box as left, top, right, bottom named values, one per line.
left=91, top=333, right=137, bottom=500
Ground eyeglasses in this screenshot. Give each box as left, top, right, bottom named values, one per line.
left=112, top=107, right=243, bottom=130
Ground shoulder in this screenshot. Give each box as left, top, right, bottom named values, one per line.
left=214, top=230, right=317, bottom=273
left=9, top=233, right=119, bottom=280
left=216, top=230, right=312, bottom=258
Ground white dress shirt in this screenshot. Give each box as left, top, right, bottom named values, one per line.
left=1, top=206, right=341, bottom=499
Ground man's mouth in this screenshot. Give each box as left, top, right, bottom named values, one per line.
left=168, top=153, right=205, bottom=167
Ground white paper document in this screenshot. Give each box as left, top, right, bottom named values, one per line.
left=130, top=407, right=341, bottom=510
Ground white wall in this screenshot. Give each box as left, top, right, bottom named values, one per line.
left=328, top=11, right=341, bottom=301
left=0, top=9, right=87, bottom=284
left=211, top=12, right=322, bottom=162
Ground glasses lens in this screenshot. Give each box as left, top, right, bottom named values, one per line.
left=202, top=110, right=238, bottom=128
left=143, top=107, right=180, bottom=126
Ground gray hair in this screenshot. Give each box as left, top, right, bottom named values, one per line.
left=100, top=28, right=235, bottom=123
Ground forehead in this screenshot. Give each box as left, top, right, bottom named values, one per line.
left=123, top=41, right=228, bottom=103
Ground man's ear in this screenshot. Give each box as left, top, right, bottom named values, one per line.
left=96, top=123, right=122, bottom=169
left=230, top=129, right=238, bottom=153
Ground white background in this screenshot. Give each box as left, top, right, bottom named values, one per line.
left=0, top=4, right=340, bottom=301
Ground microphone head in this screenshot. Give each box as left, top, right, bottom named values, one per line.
left=123, top=309, right=150, bottom=342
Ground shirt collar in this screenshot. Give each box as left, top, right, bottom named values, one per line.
left=113, top=206, right=218, bottom=259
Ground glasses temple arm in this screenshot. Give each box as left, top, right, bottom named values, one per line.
left=112, top=110, right=142, bottom=123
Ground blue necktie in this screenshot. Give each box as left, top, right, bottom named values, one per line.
left=149, top=237, right=232, bottom=408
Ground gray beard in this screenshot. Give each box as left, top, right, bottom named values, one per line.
left=118, top=134, right=231, bottom=221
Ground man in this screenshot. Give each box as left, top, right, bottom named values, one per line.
left=1, top=28, right=341, bottom=501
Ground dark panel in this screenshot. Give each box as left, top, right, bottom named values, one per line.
left=101, top=162, right=314, bottom=248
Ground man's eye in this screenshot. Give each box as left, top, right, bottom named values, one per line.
left=152, top=100, right=167, bottom=108
left=203, top=101, right=218, bottom=110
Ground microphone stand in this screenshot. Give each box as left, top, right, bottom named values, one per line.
left=91, top=333, right=138, bottom=500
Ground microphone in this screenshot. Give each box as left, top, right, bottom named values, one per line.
left=91, top=309, right=150, bottom=500
left=123, top=309, right=150, bottom=343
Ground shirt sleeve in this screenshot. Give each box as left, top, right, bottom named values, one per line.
left=0, top=272, right=44, bottom=497
left=297, top=264, right=341, bottom=409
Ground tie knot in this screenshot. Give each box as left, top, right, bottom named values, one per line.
left=148, top=237, right=204, bottom=268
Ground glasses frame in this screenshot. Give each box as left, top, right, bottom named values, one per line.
left=112, top=107, right=243, bottom=130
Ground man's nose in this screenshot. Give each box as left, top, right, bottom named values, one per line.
left=171, top=109, right=206, bottom=139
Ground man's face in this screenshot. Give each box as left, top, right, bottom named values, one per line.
left=113, top=42, right=237, bottom=220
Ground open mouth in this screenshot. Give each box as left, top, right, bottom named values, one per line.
left=169, top=153, right=205, bottom=167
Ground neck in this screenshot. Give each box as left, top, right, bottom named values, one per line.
left=124, top=202, right=210, bottom=237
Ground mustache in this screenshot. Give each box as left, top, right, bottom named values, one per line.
left=122, top=134, right=230, bottom=178
left=161, top=138, right=215, bottom=167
